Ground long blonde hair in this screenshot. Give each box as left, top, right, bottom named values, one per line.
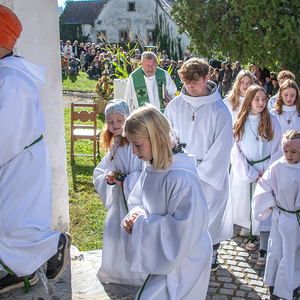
left=274, top=80, right=300, bottom=116
left=228, top=70, right=255, bottom=111
left=124, top=104, right=173, bottom=171
left=233, top=85, right=274, bottom=142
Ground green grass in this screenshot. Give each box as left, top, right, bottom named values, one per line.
left=62, top=71, right=98, bottom=91
left=65, top=108, right=108, bottom=251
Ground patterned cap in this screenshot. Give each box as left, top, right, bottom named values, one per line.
left=105, top=99, right=130, bottom=118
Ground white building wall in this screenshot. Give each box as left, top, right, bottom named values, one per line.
left=82, top=0, right=189, bottom=58
left=0, top=0, right=69, bottom=232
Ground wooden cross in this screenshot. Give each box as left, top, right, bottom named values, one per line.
left=288, top=120, right=291, bottom=124
left=138, top=89, right=146, bottom=97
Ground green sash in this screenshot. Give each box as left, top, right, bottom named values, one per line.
left=247, top=154, right=271, bottom=239
left=277, top=205, right=300, bottom=226
left=131, top=66, right=166, bottom=111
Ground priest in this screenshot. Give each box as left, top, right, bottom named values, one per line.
left=124, top=51, right=177, bottom=112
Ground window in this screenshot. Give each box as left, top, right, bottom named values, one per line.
left=119, top=31, right=129, bottom=43
left=128, top=2, right=135, bottom=11
left=147, top=30, right=155, bottom=43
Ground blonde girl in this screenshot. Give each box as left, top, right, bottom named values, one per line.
left=270, top=80, right=300, bottom=135
left=223, top=70, right=255, bottom=124
left=231, top=85, right=282, bottom=265
left=93, top=99, right=145, bottom=285
left=253, top=130, right=300, bottom=300
left=123, top=105, right=212, bottom=300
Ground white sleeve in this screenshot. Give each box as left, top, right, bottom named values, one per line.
left=124, top=75, right=139, bottom=112
left=231, top=142, right=259, bottom=183
left=165, top=71, right=177, bottom=99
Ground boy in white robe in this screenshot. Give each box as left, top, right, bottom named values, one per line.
left=0, top=6, right=71, bottom=293
left=252, top=130, right=300, bottom=300
left=164, top=57, right=233, bottom=271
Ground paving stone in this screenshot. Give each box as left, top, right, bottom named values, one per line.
left=230, top=266, right=243, bottom=272
left=220, top=288, right=234, bottom=295
left=247, top=274, right=259, bottom=280
left=227, top=250, right=237, bottom=256
left=248, top=291, right=261, bottom=298
left=218, top=276, right=232, bottom=283
left=232, top=298, right=244, bottom=300
left=232, top=272, right=245, bottom=279
left=250, top=280, right=264, bottom=287
left=212, top=296, right=228, bottom=300
left=238, top=262, right=251, bottom=268
left=229, top=241, right=238, bottom=246
left=235, top=278, right=247, bottom=284
left=240, top=285, right=252, bottom=291
left=244, top=268, right=257, bottom=274
left=216, top=270, right=229, bottom=276
left=236, top=290, right=246, bottom=297
left=220, top=241, right=229, bottom=245
left=222, top=255, right=234, bottom=260
left=208, top=287, right=217, bottom=293
left=227, top=260, right=237, bottom=266
left=223, top=283, right=237, bottom=289
left=237, top=251, right=250, bottom=257
left=223, top=245, right=234, bottom=250
left=236, top=246, right=245, bottom=251
left=255, top=287, right=268, bottom=294
left=235, top=256, right=247, bottom=261
left=209, top=281, right=221, bottom=287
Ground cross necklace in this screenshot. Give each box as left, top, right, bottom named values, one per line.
left=249, top=120, right=259, bottom=141
left=188, top=103, right=202, bottom=121
left=283, top=110, right=297, bottom=124
left=111, top=144, right=120, bottom=161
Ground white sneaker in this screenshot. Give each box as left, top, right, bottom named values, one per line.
left=240, top=227, right=250, bottom=237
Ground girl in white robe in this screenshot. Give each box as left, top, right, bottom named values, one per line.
left=223, top=71, right=255, bottom=237
left=123, top=105, right=212, bottom=300
left=223, top=70, right=255, bottom=125
left=252, top=130, right=300, bottom=300
left=270, top=80, right=300, bottom=136
left=231, top=85, right=282, bottom=265
left=93, top=99, right=146, bottom=285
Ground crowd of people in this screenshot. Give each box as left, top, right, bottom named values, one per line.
left=208, top=56, right=288, bottom=101
left=60, top=39, right=191, bottom=87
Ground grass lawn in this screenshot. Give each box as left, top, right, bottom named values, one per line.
left=62, top=71, right=98, bottom=91
left=65, top=107, right=108, bottom=251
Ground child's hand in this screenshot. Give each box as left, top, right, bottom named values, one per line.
left=112, top=170, right=122, bottom=187
left=124, top=214, right=139, bottom=234
left=163, top=95, right=172, bottom=107
left=255, top=172, right=264, bottom=183
left=106, top=170, right=117, bottom=184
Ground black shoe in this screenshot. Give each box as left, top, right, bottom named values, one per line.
left=211, top=249, right=219, bottom=272
left=46, top=232, right=72, bottom=280
left=0, top=272, right=38, bottom=293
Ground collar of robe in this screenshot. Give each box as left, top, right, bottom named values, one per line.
left=278, top=156, right=300, bottom=168
left=180, top=81, right=221, bottom=107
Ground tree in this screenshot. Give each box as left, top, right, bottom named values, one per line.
left=171, top=0, right=300, bottom=79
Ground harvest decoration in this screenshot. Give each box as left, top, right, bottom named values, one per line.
left=94, top=72, right=114, bottom=114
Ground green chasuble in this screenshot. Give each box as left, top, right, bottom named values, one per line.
left=131, top=66, right=166, bottom=111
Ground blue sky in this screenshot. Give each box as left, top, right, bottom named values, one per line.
left=58, top=0, right=66, bottom=8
